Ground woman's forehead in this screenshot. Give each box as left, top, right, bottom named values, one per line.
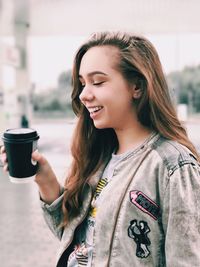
left=79, top=45, right=120, bottom=76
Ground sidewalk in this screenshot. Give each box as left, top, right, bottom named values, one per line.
left=0, top=169, right=60, bottom=267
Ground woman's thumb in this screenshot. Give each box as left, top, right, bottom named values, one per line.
left=32, top=150, right=47, bottom=166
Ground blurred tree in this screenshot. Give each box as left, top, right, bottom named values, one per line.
left=32, top=69, right=74, bottom=118
left=167, top=65, right=200, bottom=112
left=57, top=70, right=72, bottom=103
left=58, top=70, right=72, bottom=90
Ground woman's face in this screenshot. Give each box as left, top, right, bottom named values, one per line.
left=79, top=45, right=137, bottom=130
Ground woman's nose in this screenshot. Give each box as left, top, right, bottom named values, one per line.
left=79, top=85, right=94, bottom=103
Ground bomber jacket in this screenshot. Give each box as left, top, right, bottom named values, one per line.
left=41, top=134, right=200, bottom=267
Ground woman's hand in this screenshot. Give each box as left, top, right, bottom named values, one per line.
left=32, top=150, right=61, bottom=204
left=0, top=145, right=8, bottom=172
left=32, top=150, right=57, bottom=185
left=0, top=146, right=61, bottom=204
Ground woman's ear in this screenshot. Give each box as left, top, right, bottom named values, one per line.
left=132, top=84, right=142, bottom=99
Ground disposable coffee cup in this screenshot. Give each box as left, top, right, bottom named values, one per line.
left=2, top=128, right=40, bottom=183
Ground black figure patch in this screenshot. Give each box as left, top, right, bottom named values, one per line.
left=128, top=219, right=151, bottom=258
left=130, top=190, right=160, bottom=220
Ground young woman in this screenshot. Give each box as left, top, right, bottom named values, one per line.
left=1, top=32, right=200, bottom=267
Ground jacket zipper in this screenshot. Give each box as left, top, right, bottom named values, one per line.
left=107, top=149, right=152, bottom=265
left=56, top=184, right=93, bottom=266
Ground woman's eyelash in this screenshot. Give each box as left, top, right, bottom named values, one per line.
left=93, top=81, right=105, bottom=85
left=79, top=81, right=105, bottom=87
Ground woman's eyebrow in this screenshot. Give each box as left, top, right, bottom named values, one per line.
left=79, top=71, right=108, bottom=78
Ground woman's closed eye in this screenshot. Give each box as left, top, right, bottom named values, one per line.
left=79, top=80, right=105, bottom=88
left=93, top=81, right=105, bottom=86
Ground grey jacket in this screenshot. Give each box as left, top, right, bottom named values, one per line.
left=41, top=134, right=200, bottom=267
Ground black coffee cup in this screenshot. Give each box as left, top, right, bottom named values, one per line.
left=2, top=128, right=40, bottom=183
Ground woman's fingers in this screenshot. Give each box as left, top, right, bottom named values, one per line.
left=0, top=145, right=8, bottom=171
left=1, top=151, right=7, bottom=163
left=3, top=163, right=8, bottom=172
left=32, top=150, right=57, bottom=185
left=1, top=148, right=57, bottom=183
left=0, top=145, right=5, bottom=154
left=32, top=150, right=47, bottom=166
left=0, top=145, right=7, bottom=164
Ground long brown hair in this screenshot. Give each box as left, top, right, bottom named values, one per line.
left=62, top=31, right=199, bottom=225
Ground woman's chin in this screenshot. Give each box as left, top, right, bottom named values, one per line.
left=93, top=120, right=109, bottom=129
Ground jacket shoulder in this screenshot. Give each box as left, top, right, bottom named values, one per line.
left=151, top=136, right=198, bottom=175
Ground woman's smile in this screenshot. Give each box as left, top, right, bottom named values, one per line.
left=87, top=106, right=103, bottom=119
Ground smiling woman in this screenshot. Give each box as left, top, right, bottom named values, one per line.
left=2, top=31, right=200, bottom=267
left=78, top=45, right=137, bottom=129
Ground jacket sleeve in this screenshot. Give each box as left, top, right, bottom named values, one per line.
left=40, top=188, right=64, bottom=241
left=163, top=163, right=200, bottom=267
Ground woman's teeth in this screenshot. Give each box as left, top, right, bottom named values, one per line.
left=89, top=106, right=103, bottom=114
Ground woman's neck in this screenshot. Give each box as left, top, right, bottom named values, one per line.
left=114, top=122, right=152, bottom=155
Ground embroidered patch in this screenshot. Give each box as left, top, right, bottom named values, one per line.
left=130, top=190, right=160, bottom=220
left=128, top=219, right=151, bottom=258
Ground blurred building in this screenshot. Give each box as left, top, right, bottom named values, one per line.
left=0, top=0, right=200, bottom=133
left=0, top=0, right=30, bottom=133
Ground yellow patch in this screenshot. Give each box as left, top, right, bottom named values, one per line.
left=89, top=207, right=97, bottom=217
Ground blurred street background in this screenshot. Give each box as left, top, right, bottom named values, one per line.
left=0, top=0, right=200, bottom=266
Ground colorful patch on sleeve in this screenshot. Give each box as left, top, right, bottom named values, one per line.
left=128, top=219, right=151, bottom=258
left=130, top=190, right=160, bottom=220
